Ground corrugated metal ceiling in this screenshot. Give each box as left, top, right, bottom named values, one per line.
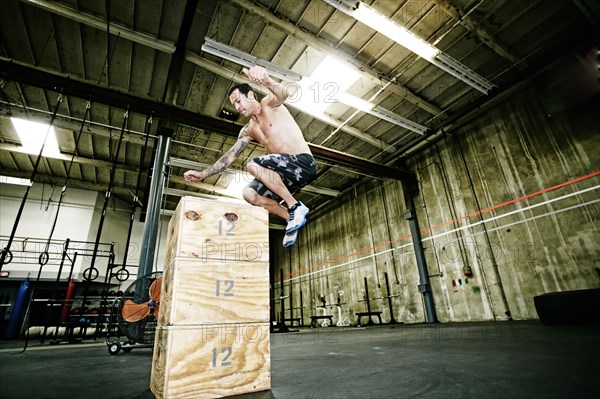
left=0, top=0, right=597, bottom=222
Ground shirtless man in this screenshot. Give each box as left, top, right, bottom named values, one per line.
left=183, top=65, right=317, bottom=247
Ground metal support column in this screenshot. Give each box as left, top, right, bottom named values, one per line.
left=137, top=126, right=172, bottom=277
left=404, top=207, right=438, bottom=324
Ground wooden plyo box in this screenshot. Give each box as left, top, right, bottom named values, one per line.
left=150, top=323, right=271, bottom=399
left=164, top=196, right=269, bottom=265
left=159, top=260, right=270, bottom=326
left=151, top=196, right=272, bottom=399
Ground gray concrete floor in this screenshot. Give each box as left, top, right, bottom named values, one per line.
left=0, top=321, right=598, bottom=399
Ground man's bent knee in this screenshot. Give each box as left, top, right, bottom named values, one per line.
left=242, top=186, right=259, bottom=205
left=246, top=161, right=261, bottom=178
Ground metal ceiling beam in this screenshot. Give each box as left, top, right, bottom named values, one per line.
left=2, top=105, right=232, bottom=158
left=385, top=25, right=600, bottom=161
left=431, top=0, right=520, bottom=65
left=309, top=142, right=411, bottom=180
left=225, top=0, right=443, bottom=116
left=0, top=57, right=412, bottom=180
left=0, top=143, right=140, bottom=172
left=19, top=0, right=400, bottom=154
left=0, top=169, right=134, bottom=196
left=162, top=0, right=199, bottom=104
left=1, top=108, right=151, bottom=146
left=19, top=0, right=176, bottom=54
left=0, top=57, right=239, bottom=133
left=1, top=105, right=267, bottom=167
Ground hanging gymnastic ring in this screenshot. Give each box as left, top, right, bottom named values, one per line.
left=39, top=251, right=50, bottom=266
left=82, top=267, right=99, bottom=281
left=1, top=250, right=13, bottom=265
left=114, top=268, right=130, bottom=282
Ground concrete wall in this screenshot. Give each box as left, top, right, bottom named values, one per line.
left=272, top=87, right=599, bottom=325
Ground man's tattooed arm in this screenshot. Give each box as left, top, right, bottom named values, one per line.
left=201, top=123, right=251, bottom=178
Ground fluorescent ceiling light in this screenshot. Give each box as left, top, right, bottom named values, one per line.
left=353, top=3, right=439, bottom=61
left=0, top=175, right=32, bottom=186
left=337, top=92, right=427, bottom=135
left=291, top=56, right=361, bottom=113
left=202, top=37, right=301, bottom=82
left=325, top=0, right=495, bottom=94
left=337, top=92, right=374, bottom=112
left=308, top=56, right=360, bottom=93
left=11, top=117, right=61, bottom=157
left=369, top=106, right=428, bottom=135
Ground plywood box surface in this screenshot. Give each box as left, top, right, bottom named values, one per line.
left=159, top=260, right=270, bottom=326
left=151, top=323, right=271, bottom=399
left=165, top=196, right=269, bottom=265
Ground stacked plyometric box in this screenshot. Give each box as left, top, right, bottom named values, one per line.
left=151, top=196, right=270, bottom=399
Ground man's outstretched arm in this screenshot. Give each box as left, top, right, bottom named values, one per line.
left=184, top=125, right=252, bottom=182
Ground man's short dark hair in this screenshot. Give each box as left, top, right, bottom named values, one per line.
left=229, top=83, right=254, bottom=97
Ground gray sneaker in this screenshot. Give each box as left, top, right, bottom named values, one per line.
left=286, top=201, right=309, bottom=232
left=282, top=229, right=299, bottom=247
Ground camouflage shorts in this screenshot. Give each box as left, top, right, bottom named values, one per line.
left=246, top=153, right=317, bottom=202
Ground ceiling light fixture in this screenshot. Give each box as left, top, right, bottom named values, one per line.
left=0, top=175, right=33, bottom=186
left=291, top=56, right=361, bottom=113
left=202, top=37, right=302, bottom=82
left=337, top=92, right=374, bottom=113
left=325, top=0, right=495, bottom=94
left=337, top=92, right=427, bottom=135
left=11, top=117, right=61, bottom=157
left=305, top=56, right=360, bottom=93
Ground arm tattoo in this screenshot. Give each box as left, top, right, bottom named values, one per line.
left=202, top=125, right=250, bottom=177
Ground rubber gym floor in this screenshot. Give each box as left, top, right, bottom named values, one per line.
left=0, top=321, right=598, bottom=399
